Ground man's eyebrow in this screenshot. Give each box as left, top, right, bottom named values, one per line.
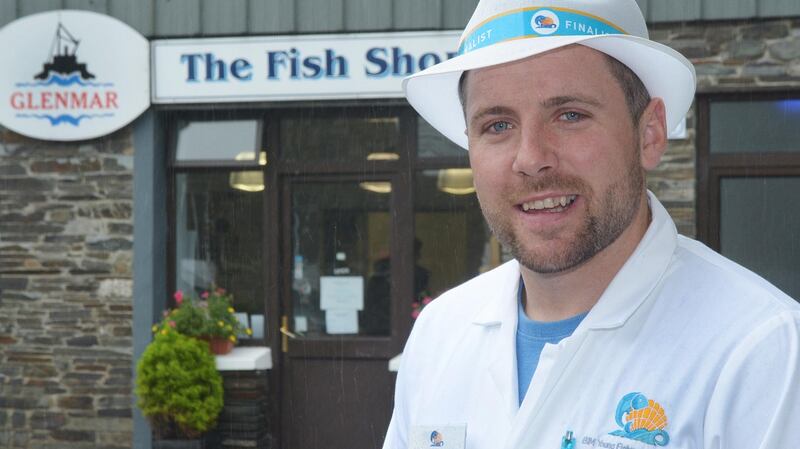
left=541, top=95, right=602, bottom=109
left=468, top=106, right=516, bottom=129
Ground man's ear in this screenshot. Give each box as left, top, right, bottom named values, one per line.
left=639, top=98, right=668, bottom=171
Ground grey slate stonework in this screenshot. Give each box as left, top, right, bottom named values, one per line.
left=0, top=126, right=134, bottom=448
left=1, top=15, right=799, bottom=449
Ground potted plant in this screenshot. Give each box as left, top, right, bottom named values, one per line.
left=159, top=288, right=252, bottom=355
left=136, top=328, right=224, bottom=449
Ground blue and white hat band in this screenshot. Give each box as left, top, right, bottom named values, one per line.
left=458, top=7, right=628, bottom=55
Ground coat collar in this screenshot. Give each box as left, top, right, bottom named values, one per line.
left=470, top=191, right=677, bottom=331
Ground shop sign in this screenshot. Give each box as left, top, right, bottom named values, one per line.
left=151, top=31, right=460, bottom=104
left=0, top=10, right=150, bottom=141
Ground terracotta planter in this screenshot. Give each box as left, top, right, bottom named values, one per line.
left=198, top=336, right=234, bottom=355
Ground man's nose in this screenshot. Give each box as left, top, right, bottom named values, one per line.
left=511, top=126, right=558, bottom=176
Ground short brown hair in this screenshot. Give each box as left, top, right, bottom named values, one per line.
left=457, top=53, right=651, bottom=126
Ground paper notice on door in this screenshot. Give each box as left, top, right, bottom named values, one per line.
left=320, top=276, right=364, bottom=310
left=325, top=309, right=359, bottom=334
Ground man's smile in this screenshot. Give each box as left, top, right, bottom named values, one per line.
left=519, top=194, right=578, bottom=213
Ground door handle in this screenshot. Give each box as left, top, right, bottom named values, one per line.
left=280, top=315, right=297, bottom=352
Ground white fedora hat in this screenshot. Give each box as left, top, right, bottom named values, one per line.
left=403, top=0, right=696, bottom=149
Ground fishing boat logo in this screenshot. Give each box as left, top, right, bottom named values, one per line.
left=11, top=22, right=118, bottom=126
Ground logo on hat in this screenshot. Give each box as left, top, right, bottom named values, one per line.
left=531, top=9, right=560, bottom=35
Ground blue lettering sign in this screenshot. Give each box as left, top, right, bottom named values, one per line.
left=365, top=47, right=389, bottom=77
left=180, top=53, right=252, bottom=82
left=230, top=58, right=253, bottom=81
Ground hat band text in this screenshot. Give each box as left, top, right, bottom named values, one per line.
left=458, top=7, right=627, bottom=55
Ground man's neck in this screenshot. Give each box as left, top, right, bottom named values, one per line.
left=521, top=193, right=652, bottom=322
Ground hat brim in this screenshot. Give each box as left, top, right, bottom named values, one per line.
left=403, top=34, right=696, bottom=149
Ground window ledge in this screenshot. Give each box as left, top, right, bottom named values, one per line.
left=388, top=353, right=402, bottom=372
left=215, top=346, right=273, bottom=371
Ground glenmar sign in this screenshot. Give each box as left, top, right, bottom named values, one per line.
left=0, top=10, right=150, bottom=141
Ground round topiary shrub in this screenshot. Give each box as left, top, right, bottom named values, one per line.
left=136, top=330, right=223, bottom=439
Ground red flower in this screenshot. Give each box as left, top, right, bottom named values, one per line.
left=201, top=291, right=209, bottom=299
left=173, top=290, right=184, bottom=305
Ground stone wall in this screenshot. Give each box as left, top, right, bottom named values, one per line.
left=0, top=126, right=135, bottom=448
left=647, top=18, right=800, bottom=237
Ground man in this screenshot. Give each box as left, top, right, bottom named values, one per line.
left=384, top=1, right=800, bottom=448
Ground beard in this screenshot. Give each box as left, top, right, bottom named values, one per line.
left=478, top=148, right=645, bottom=274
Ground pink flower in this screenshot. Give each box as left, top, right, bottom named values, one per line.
left=162, top=310, right=169, bottom=317
left=422, top=296, right=433, bottom=305
left=216, top=288, right=226, bottom=295
left=173, top=290, right=184, bottom=305
left=412, top=302, right=420, bottom=309
left=201, top=291, right=209, bottom=299
left=411, top=309, right=420, bottom=319
left=168, top=321, right=176, bottom=328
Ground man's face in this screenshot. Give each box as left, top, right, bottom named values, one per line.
left=465, top=45, right=648, bottom=274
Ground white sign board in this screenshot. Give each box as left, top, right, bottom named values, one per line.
left=152, top=31, right=461, bottom=103
left=0, top=10, right=150, bottom=141
left=320, top=276, right=364, bottom=311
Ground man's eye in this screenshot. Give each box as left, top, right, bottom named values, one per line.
left=489, top=121, right=513, bottom=133
left=559, top=111, right=584, bottom=122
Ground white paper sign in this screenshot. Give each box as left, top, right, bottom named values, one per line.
left=320, top=276, right=364, bottom=311
left=152, top=31, right=460, bottom=104
left=325, top=309, right=359, bottom=335
left=0, top=10, right=150, bottom=141
left=250, top=314, right=264, bottom=339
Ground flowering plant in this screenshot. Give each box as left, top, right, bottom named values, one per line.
left=152, top=288, right=252, bottom=344
left=411, top=291, right=434, bottom=319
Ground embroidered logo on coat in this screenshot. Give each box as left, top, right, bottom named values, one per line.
left=430, top=430, right=445, bottom=447
left=609, top=392, right=670, bottom=446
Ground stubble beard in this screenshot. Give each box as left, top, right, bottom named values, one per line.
left=479, top=149, right=645, bottom=274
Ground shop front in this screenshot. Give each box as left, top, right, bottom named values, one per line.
left=2, top=3, right=800, bottom=449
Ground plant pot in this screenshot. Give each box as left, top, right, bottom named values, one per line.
left=198, top=336, right=234, bottom=355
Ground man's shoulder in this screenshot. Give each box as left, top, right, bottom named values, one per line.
left=671, top=234, right=799, bottom=314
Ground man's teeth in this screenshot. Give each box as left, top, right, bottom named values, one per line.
left=521, top=195, right=576, bottom=211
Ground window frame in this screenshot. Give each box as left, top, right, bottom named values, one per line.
left=696, top=90, right=800, bottom=250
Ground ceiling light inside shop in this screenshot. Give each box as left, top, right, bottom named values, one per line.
left=366, top=152, right=400, bottom=161
left=437, top=168, right=475, bottom=195
left=230, top=151, right=268, bottom=192
left=359, top=181, right=392, bottom=194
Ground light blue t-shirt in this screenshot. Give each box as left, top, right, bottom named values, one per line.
left=516, top=283, right=587, bottom=405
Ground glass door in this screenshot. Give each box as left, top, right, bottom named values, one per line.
left=279, top=174, right=404, bottom=449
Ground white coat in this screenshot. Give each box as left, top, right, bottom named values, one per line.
left=383, top=194, right=800, bottom=449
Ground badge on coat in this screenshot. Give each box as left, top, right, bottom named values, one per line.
left=409, top=424, right=466, bottom=449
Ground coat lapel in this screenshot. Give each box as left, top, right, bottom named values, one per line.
left=472, top=261, right=522, bottom=424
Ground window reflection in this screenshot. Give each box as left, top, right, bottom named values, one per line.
left=414, top=169, right=501, bottom=306
left=173, top=171, right=265, bottom=339
left=291, top=181, right=392, bottom=336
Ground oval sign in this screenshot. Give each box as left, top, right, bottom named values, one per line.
left=0, top=10, right=149, bottom=141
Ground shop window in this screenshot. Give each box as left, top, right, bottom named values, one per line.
left=413, top=113, right=503, bottom=311
left=413, top=169, right=500, bottom=306
left=174, top=119, right=262, bottom=163
left=719, top=177, right=800, bottom=298
left=280, top=109, right=401, bottom=162
left=416, top=119, right=467, bottom=160
left=710, top=100, right=800, bottom=154
left=698, top=93, right=800, bottom=301
left=173, top=171, right=266, bottom=339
